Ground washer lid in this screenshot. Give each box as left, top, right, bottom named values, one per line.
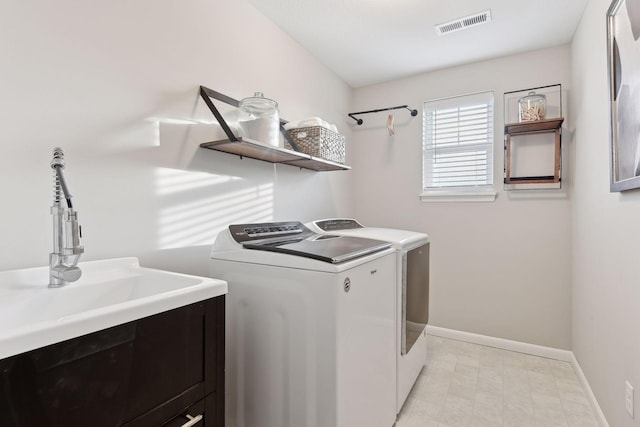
left=243, top=234, right=392, bottom=264
left=227, top=221, right=392, bottom=264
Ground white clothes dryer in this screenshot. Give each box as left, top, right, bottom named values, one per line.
left=210, top=221, right=397, bottom=427
left=307, top=218, right=429, bottom=413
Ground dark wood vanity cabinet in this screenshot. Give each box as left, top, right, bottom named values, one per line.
left=0, top=296, right=225, bottom=427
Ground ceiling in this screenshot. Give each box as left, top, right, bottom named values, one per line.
left=246, top=0, right=589, bottom=88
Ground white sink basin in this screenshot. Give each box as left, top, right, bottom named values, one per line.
left=0, top=257, right=227, bottom=359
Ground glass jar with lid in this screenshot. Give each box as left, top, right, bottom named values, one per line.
left=518, top=91, right=546, bottom=122
left=238, top=92, right=280, bottom=147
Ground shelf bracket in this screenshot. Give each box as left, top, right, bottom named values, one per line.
left=199, top=86, right=301, bottom=152
left=199, top=86, right=239, bottom=142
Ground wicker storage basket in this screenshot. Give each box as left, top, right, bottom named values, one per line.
left=285, top=126, right=345, bottom=164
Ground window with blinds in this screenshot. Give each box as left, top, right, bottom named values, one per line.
left=422, top=91, right=494, bottom=195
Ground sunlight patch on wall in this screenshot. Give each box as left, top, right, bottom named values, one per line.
left=156, top=168, right=274, bottom=249
left=149, top=118, right=207, bottom=147
left=156, top=167, right=234, bottom=195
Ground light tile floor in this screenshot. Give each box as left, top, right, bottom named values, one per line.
left=395, top=335, right=600, bottom=427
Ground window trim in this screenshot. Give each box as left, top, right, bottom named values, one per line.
left=421, top=90, right=496, bottom=203
left=419, top=188, right=497, bottom=203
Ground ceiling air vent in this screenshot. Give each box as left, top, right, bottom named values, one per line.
left=435, top=10, right=492, bottom=36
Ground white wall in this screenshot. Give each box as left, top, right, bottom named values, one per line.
left=4, top=2, right=633, bottom=423
left=351, top=45, right=573, bottom=349
left=572, top=0, right=640, bottom=425
left=0, top=0, right=354, bottom=275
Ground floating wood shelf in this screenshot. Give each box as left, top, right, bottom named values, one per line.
left=504, top=117, right=564, bottom=186
left=198, top=86, right=350, bottom=172
left=504, top=118, right=564, bottom=135
left=200, top=138, right=350, bottom=172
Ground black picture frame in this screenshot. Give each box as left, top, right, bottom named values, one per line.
left=608, top=0, right=640, bottom=191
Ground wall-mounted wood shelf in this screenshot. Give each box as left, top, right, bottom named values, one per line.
left=504, top=117, right=564, bottom=185
left=200, top=138, right=350, bottom=171
left=198, top=86, right=350, bottom=172
left=505, top=118, right=564, bottom=135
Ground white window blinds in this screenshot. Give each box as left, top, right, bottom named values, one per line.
left=422, top=91, right=494, bottom=191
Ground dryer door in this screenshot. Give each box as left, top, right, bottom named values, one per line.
left=401, top=242, right=430, bottom=355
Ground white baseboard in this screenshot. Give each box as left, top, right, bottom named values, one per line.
left=425, top=325, right=609, bottom=427
left=570, top=353, right=610, bottom=427
left=425, top=325, right=573, bottom=361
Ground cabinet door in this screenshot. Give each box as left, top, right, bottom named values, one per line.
left=0, top=324, right=137, bottom=427
left=122, top=302, right=206, bottom=426
left=0, top=297, right=224, bottom=427
left=123, top=296, right=225, bottom=427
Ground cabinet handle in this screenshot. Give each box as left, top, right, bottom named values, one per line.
left=181, top=414, right=203, bottom=427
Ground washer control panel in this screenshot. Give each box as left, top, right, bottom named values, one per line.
left=314, top=218, right=363, bottom=231
left=229, top=221, right=306, bottom=243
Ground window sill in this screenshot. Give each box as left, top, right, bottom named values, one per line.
left=419, top=190, right=497, bottom=203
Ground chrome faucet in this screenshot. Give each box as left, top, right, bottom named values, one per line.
left=49, top=147, right=84, bottom=287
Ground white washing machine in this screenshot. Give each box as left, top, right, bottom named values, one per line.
left=210, top=221, right=397, bottom=427
left=307, top=218, right=429, bottom=413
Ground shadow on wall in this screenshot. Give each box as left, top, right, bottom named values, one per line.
left=155, top=168, right=273, bottom=249
left=115, top=89, right=342, bottom=272
left=152, top=122, right=275, bottom=250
